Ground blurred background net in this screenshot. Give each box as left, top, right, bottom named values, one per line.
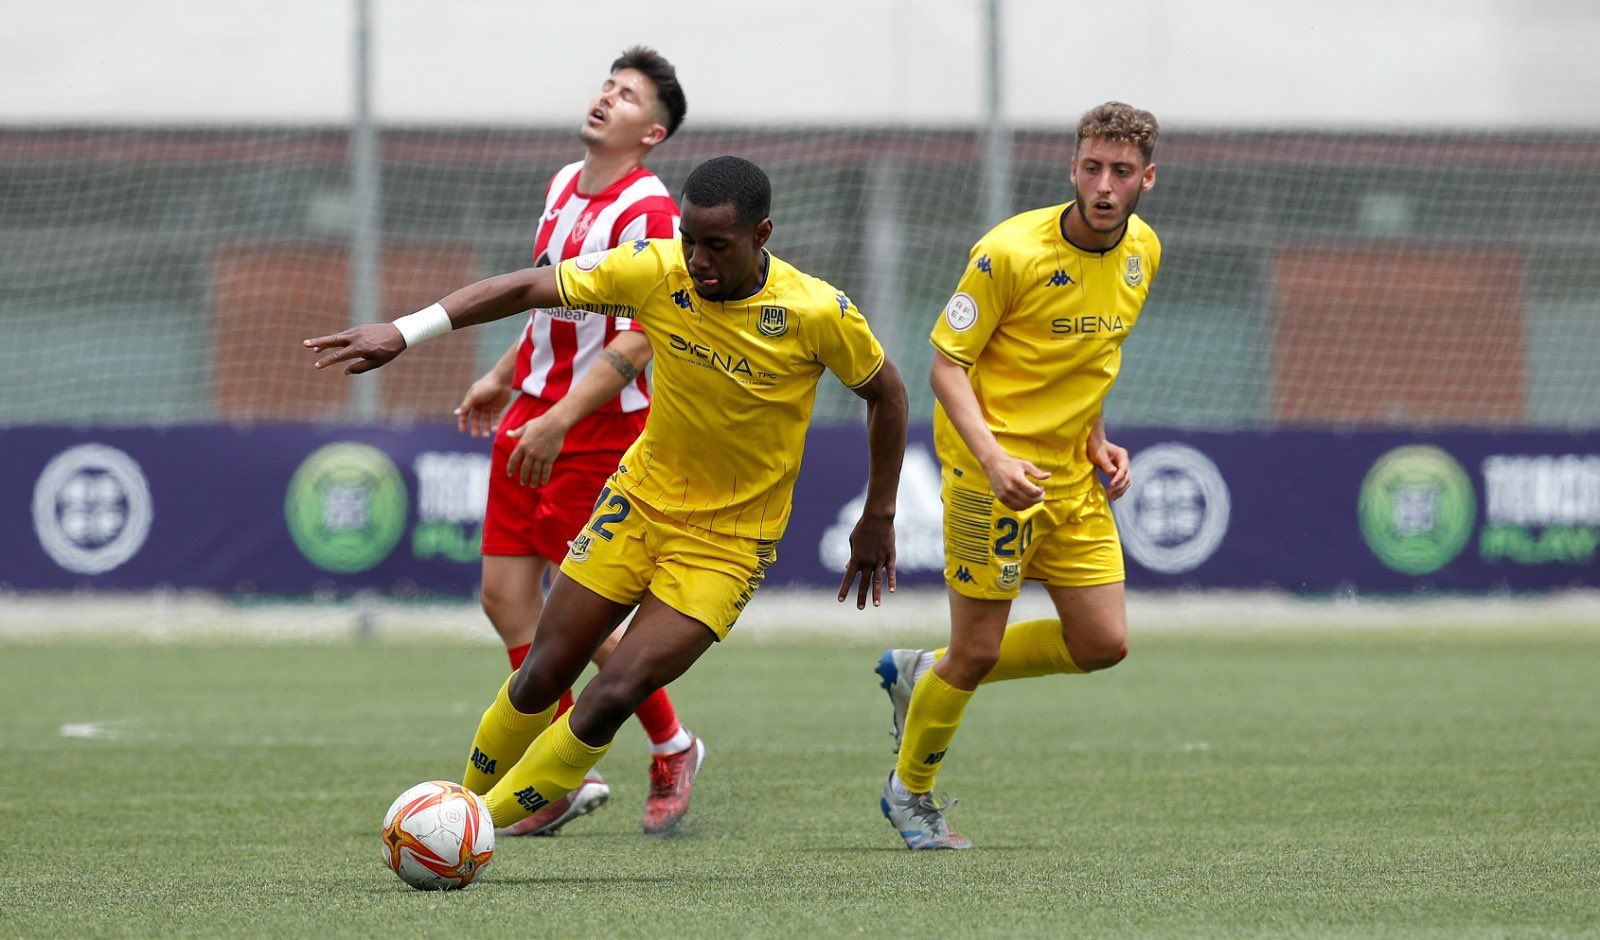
left=2, top=1, right=1598, bottom=431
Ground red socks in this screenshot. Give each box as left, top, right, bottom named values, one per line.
left=632, top=688, right=681, bottom=746
left=506, top=643, right=531, bottom=670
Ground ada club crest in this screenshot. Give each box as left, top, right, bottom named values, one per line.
left=568, top=532, right=593, bottom=562
left=998, top=561, right=1021, bottom=589
left=1124, top=255, right=1143, bottom=287
left=759, top=305, right=788, bottom=337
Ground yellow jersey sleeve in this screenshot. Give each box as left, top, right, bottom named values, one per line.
left=555, top=239, right=670, bottom=320
left=929, top=237, right=1009, bottom=368
left=808, top=291, right=886, bottom=389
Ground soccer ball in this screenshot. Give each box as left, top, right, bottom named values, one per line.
left=381, top=781, right=495, bottom=890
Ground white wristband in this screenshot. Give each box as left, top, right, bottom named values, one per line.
left=393, top=302, right=453, bottom=348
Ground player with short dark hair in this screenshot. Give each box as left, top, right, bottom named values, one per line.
left=304, top=155, right=909, bottom=840
left=876, top=101, right=1162, bottom=849
left=451, top=45, right=699, bottom=837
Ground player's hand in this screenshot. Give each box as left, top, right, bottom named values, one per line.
left=1089, top=439, right=1132, bottom=500
left=837, top=511, right=897, bottom=609
left=503, top=413, right=570, bottom=487
left=455, top=375, right=512, bottom=438
left=302, top=323, right=406, bottom=375
left=982, top=453, right=1050, bottom=511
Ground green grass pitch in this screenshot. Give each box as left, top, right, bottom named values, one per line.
left=2, top=624, right=1597, bottom=937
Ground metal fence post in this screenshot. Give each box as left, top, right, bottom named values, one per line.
left=349, top=0, right=382, bottom=420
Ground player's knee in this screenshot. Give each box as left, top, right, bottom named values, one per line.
left=1074, top=639, right=1128, bottom=672
left=506, top=658, right=564, bottom=713
left=478, top=581, right=524, bottom=629
left=945, top=644, right=1001, bottom=686
left=583, top=667, right=656, bottom=726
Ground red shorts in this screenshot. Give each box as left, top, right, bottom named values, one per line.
left=481, top=394, right=648, bottom=563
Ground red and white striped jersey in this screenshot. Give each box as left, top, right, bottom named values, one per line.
left=513, top=160, right=678, bottom=413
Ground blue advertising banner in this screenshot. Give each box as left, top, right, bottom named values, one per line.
left=4, top=424, right=1597, bottom=594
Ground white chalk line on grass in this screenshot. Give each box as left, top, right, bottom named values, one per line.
left=58, top=721, right=130, bottom=740
left=56, top=720, right=343, bottom=748
left=5, top=587, right=1599, bottom=642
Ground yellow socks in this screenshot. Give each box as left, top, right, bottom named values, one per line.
left=926, top=619, right=1082, bottom=685
left=461, top=676, right=558, bottom=795
left=896, top=620, right=1081, bottom=794
left=895, top=668, right=975, bottom=793
left=981, top=618, right=1083, bottom=683
left=483, top=713, right=612, bottom=829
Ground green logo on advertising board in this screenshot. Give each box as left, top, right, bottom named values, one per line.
left=284, top=443, right=407, bottom=573
left=1358, top=445, right=1475, bottom=575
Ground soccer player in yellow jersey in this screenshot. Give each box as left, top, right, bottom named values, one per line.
left=877, top=102, right=1161, bottom=849
left=304, top=156, right=908, bottom=837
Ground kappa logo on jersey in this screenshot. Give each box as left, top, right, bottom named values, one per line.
left=953, top=565, right=974, bottom=583
left=514, top=787, right=549, bottom=814
left=944, top=292, right=978, bottom=332
left=672, top=289, right=695, bottom=310
left=469, top=747, right=496, bottom=776
left=568, top=532, right=593, bottom=562
left=975, top=254, right=992, bottom=275
left=1125, top=255, right=1143, bottom=287
left=632, top=239, right=650, bottom=255
left=572, top=250, right=608, bottom=272
left=923, top=749, right=948, bottom=765
left=1047, top=269, right=1074, bottom=287
left=836, top=292, right=851, bottom=317
left=759, top=305, right=788, bottom=337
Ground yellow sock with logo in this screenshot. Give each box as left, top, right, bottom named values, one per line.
left=895, top=668, right=975, bottom=794
left=927, top=618, right=1083, bottom=685
left=461, top=676, right=558, bottom=795
left=483, top=713, right=612, bottom=829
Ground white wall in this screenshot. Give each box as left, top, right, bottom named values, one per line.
left=3, top=0, right=1597, bottom=128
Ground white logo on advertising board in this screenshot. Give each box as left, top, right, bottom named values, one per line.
left=413, top=452, right=491, bottom=524
left=820, top=447, right=946, bottom=573
left=1113, top=443, right=1230, bottom=574
left=32, top=443, right=154, bottom=574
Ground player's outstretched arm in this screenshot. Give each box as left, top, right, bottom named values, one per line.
left=836, top=356, right=908, bottom=610
left=929, top=351, right=1049, bottom=511
left=302, top=266, right=564, bottom=375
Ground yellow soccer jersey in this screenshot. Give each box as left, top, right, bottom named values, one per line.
left=930, top=203, right=1160, bottom=496
left=557, top=238, right=885, bottom=540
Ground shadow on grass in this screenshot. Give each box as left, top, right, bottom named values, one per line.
left=804, top=845, right=1046, bottom=854
left=365, top=874, right=744, bottom=895
left=487, top=874, right=745, bottom=887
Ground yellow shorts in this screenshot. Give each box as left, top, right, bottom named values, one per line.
left=942, top=466, right=1124, bottom=599
left=557, top=478, right=777, bottom=640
